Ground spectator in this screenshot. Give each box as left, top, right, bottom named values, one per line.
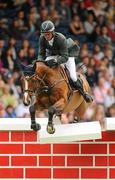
left=107, top=104, right=115, bottom=117
left=97, top=15, right=106, bottom=27
left=1, top=84, right=18, bottom=108
left=28, top=48, right=36, bottom=64
left=69, top=15, right=85, bottom=38
left=27, top=12, right=39, bottom=37
left=22, top=40, right=30, bottom=58
left=15, top=100, right=29, bottom=118
left=38, top=7, right=49, bottom=24
left=70, top=0, right=79, bottom=16
left=101, top=68, right=112, bottom=89
left=106, top=19, right=115, bottom=42
left=88, top=0, right=105, bottom=18
left=10, top=19, right=24, bottom=40
left=49, top=9, right=60, bottom=27
left=86, top=66, right=96, bottom=87
left=77, top=1, right=89, bottom=22
left=16, top=10, right=26, bottom=29
left=93, top=44, right=104, bottom=61
left=4, top=105, right=17, bottom=118
left=5, top=72, right=20, bottom=100
left=47, top=0, right=58, bottom=13
left=97, top=26, right=112, bottom=49
left=104, top=48, right=114, bottom=65
left=90, top=24, right=101, bottom=42
left=92, top=104, right=106, bottom=130
left=17, top=49, right=28, bottom=65
left=84, top=13, right=96, bottom=40
left=8, top=38, right=17, bottom=60
left=104, top=88, right=115, bottom=108
left=93, top=76, right=109, bottom=104
left=29, top=6, right=40, bottom=24
left=2, top=48, right=15, bottom=71
left=57, top=0, right=71, bottom=26
left=104, top=0, right=114, bottom=22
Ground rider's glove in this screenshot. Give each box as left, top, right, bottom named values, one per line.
left=46, top=59, right=58, bottom=67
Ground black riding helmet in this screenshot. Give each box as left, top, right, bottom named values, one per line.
left=40, top=20, right=55, bottom=33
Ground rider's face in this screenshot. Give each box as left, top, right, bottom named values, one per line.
left=43, top=32, right=53, bottom=41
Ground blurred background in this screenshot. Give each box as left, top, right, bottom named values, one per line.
left=0, top=0, right=114, bottom=129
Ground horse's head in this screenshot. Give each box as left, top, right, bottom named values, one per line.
left=20, top=64, right=38, bottom=106
left=21, top=74, right=37, bottom=106
left=20, top=62, right=51, bottom=106
left=20, top=61, right=62, bottom=106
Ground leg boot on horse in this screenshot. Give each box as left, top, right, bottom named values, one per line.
left=47, top=106, right=56, bottom=134
left=29, top=105, right=41, bottom=131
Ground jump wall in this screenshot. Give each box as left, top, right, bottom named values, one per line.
left=0, top=118, right=115, bottom=179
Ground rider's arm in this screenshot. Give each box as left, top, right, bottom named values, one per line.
left=37, top=36, right=46, bottom=60
left=57, top=38, right=68, bottom=65
left=67, top=38, right=80, bottom=57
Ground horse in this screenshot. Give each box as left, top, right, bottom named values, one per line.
left=21, top=61, right=92, bottom=134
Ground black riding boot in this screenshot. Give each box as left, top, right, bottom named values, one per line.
left=73, top=76, right=93, bottom=103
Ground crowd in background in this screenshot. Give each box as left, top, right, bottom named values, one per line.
left=0, top=0, right=115, bottom=129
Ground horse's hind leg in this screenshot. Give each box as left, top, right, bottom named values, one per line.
left=74, top=100, right=89, bottom=121
left=29, top=105, right=41, bottom=131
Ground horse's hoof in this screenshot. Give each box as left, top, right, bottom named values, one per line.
left=31, top=123, right=41, bottom=131
left=47, top=125, right=55, bottom=134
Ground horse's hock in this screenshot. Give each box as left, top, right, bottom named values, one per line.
left=0, top=117, right=115, bottom=179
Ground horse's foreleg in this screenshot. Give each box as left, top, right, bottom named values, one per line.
left=47, top=106, right=56, bottom=134
left=47, top=98, right=66, bottom=134
left=29, top=105, right=41, bottom=131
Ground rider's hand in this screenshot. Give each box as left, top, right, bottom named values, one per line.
left=46, top=59, right=58, bottom=67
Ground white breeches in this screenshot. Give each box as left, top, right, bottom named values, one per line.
left=65, top=57, right=77, bottom=82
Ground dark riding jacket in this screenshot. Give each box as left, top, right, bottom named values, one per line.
left=38, top=32, right=68, bottom=64
left=38, top=32, right=80, bottom=64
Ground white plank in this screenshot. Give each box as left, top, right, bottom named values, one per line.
left=0, top=118, right=47, bottom=131
left=39, top=121, right=102, bottom=144
left=105, top=117, right=115, bottom=130
left=0, top=117, right=61, bottom=131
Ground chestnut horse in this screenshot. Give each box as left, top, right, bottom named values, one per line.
left=21, top=61, right=92, bottom=134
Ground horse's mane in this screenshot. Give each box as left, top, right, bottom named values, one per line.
left=35, top=61, right=61, bottom=80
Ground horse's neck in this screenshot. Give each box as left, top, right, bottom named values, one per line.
left=36, top=62, right=47, bottom=73
left=36, top=62, right=61, bottom=83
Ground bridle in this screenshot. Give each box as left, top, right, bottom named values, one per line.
left=22, top=68, right=66, bottom=97
left=22, top=74, right=37, bottom=95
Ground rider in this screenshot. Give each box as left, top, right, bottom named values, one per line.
left=37, top=20, right=93, bottom=103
